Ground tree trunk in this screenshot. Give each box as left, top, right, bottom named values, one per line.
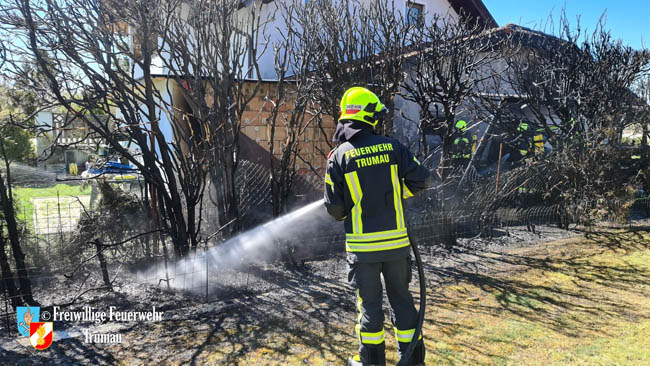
left=439, top=130, right=454, bottom=181
left=158, top=193, right=189, bottom=257
left=213, top=149, right=239, bottom=237
left=0, top=228, right=23, bottom=308
left=0, top=168, right=37, bottom=306
left=226, top=162, right=240, bottom=232
left=187, top=202, right=197, bottom=251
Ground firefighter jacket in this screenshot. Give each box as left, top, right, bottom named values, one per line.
left=324, top=129, right=431, bottom=263
left=517, top=132, right=545, bottom=158
left=452, top=131, right=472, bottom=160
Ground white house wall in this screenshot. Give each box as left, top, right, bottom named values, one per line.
left=34, top=111, right=54, bottom=159
left=116, top=78, right=175, bottom=156
left=129, top=0, right=460, bottom=80
left=254, top=0, right=459, bottom=79
left=133, top=44, right=167, bottom=80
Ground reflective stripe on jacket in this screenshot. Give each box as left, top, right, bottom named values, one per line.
left=324, top=129, right=431, bottom=263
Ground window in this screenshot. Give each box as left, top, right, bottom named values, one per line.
left=407, top=2, right=424, bottom=25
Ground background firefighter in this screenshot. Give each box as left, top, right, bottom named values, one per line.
left=451, top=120, right=473, bottom=169
left=324, top=87, right=431, bottom=366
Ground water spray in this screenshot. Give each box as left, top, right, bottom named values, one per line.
left=135, top=199, right=327, bottom=291
left=135, top=196, right=426, bottom=364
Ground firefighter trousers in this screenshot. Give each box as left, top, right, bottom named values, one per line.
left=347, top=256, right=426, bottom=365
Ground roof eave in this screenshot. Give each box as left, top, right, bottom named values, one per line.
left=448, top=0, right=498, bottom=28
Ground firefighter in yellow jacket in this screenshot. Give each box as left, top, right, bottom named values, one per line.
left=324, top=87, right=431, bottom=366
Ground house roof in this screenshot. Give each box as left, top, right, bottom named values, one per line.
left=238, top=0, right=275, bottom=9
left=398, top=23, right=555, bottom=63
left=483, top=23, right=567, bottom=48
left=448, top=0, right=498, bottom=28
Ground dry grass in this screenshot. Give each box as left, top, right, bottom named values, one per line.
left=420, top=229, right=650, bottom=365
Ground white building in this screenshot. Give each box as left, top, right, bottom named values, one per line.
left=129, top=0, right=497, bottom=163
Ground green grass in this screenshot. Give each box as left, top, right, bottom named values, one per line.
left=12, top=184, right=91, bottom=225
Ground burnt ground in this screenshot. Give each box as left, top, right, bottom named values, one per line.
left=0, top=222, right=585, bottom=366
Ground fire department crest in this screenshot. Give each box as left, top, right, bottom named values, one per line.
left=16, top=306, right=40, bottom=337
left=29, top=322, right=53, bottom=350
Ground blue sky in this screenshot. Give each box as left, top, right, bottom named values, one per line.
left=483, top=0, right=649, bottom=50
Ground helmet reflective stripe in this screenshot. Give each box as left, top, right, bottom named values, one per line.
left=339, top=87, right=386, bottom=126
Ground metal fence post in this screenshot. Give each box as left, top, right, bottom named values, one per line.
left=57, top=191, right=63, bottom=259
left=205, top=249, right=209, bottom=302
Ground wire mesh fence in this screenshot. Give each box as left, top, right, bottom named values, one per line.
left=1, top=159, right=649, bottom=338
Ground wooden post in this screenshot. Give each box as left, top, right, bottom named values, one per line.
left=94, top=239, right=112, bottom=291
left=496, top=143, right=503, bottom=193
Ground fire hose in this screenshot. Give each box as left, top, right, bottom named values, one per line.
left=397, top=230, right=426, bottom=366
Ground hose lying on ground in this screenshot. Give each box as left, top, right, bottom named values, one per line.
left=397, top=231, right=426, bottom=366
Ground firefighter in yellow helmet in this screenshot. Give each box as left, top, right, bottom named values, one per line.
left=324, top=87, right=430, bottom=366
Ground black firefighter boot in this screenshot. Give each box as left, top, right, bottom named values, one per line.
left=402, top=340, right=426, bottom=366
left=347, top=354, right=384, bottom=366
left=348, top=342, right=386, bottom=366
